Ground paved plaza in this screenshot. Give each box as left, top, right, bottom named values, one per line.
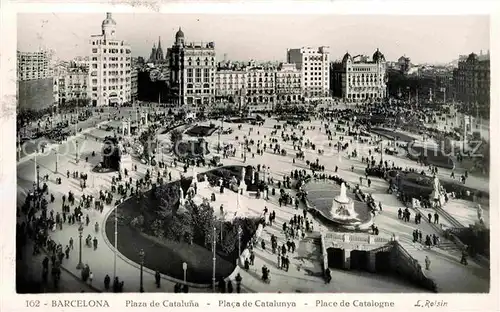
left=16, top=108, right=490, bottom=293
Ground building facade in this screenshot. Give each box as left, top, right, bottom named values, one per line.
left=330, top=49, right=387, bottom=101
left=17, top=51, right=51, bottom=81
left=453, top=51, right=490, bottom=116
left=17, top=50, right=55, bottom=111
left=131, top=67, right=138, bottom=103
left=287, top=47, right=330, bottom=100
left=245, top=65, right=276, bottom=112
left=167, top=28, right=216, bottom=111
left=275, top=63, right=302, bottom=104
left=56, top=66, right=90, bottom=106
left=397, top=55, right=411, bottom=74
left=214, top=65, right=246, bottom=109
left=89, top=13, right=132, bottom=106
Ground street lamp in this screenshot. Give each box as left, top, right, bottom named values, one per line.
left=212, top=226, right=216, bottom=292
left=237, top=226, right=242, bottom=263
left=75, top=141, right=79, bottom=164
left=139, top=249, right=145, bottom=293
left=114, top=206, right=118, bottom=280
left=36, top=164, right=40, bottom=193
left=55, top=148, right=59, bottom=173
left=182, top=262, right=187, bottom=284
left=76, top=224, right=84, bottom=269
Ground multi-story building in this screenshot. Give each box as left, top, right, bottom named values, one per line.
left=17, top=50, right=51, bottom=81
left=245, top=65, right=276, bottom=112
left=330, top=49, right=387, bottom=101
left=131, top=67, right=138, bottom=103
left=453, top=51, right=490, bottom=116
left=214, top=64, right=246, bottom=109
left=56, top=66, right=90, bottom=106
left=17, top=50, right=55, bottom=111
left=275, top=63, right=302, bottom=105
left=88, top=12, right=132, bottom=106
left=287, top=46, right=330, bottom=100
left=397, top=55, right=411, bottom=74
left=167, top=28, right=216, bottom=111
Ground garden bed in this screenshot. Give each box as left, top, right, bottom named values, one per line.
left=105, top=173, right=260, bottom=284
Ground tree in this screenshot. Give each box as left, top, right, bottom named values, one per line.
left=221, top=225, right=238, bottom=254
left=165, top=212, right=193, bottom=242
left=170, top=129, right=183, bottom=146
left=189, top=198, right=216, bottom=247
left=156, top=182, right=180, bottom=218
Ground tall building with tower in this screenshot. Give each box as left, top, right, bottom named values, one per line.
left=148, top=37, right=165, bottom=64
left=88, top=12, right=132, bottom=106
left=167, top=28, right=216, bottom=111
left=330, top=49, right=387, bottom=101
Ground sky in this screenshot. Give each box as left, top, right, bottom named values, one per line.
left=17, top=13, right=489, bottom=64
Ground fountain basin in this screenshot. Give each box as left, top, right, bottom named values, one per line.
left=303, top=182, right=374, bottom=231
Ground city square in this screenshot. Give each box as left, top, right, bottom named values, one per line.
left=15, top=13, right=490, bottom=294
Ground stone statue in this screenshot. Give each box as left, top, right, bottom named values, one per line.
left=179, top=187, right=184, bottom=200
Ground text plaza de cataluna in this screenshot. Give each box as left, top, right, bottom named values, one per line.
left=16, top=12, right=490, bottom=298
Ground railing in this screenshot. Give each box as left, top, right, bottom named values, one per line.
left=391, top=241, right=438, bottom=292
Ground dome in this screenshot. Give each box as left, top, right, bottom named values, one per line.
left=467, top=53, right=478, bottom=62
left=102, top=13, right=116, bottom=27
left=373, top=48, right=385, bottom=63
left=342, top=52, right=352, bottom=64
left=175, top=27, right=185, bottom=39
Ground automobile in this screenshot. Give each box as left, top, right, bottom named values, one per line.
left=222, top=128, right=233, bottom=135
left=104, top=126, right=114, bottom=132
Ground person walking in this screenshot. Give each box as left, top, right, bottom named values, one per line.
left=155, top=270, right=161, bottom=288
left=425, top=256, right=431, bottom=270
left=104, top=274, right=110, bottom=291
left=235, top=273, right=242, bottom=293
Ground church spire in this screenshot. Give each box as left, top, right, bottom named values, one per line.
left=157, top=36, right=162, bottom=49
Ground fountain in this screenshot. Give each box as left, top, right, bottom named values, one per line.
left=303, top=181, right=373, bottom=231
left=331, top=183, right=358, bottom=220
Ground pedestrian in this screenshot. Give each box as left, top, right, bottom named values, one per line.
left=89, top=271, right=93, bottom=285
left=155, top=270, right=161, bottom=288
left=249, top=251, right=255, bottom=265
left=227, top=280, right=233, bottom=293
left=325, top=268, right=332, bottom=284
left=93, top=237, right=98, bottom=250
left=428, top=213, right=432, bottom=223
left=65, top=245, right=70, bottom=259
left=425, top=256, right=431, bottom=270
left=104, top=274, right=110, bottom=291
left=69, top=237, right=74, bottom=249
left=235, top=273, right=242, bottom=293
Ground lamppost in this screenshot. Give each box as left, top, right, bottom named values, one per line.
left=36, top=164, right=40, bottom=193
left=113, top=205, right=118, bottom=280
left=55, top=148, right=59, bottom=173
left=76, top=224, right=84, bottom=269
left=212, top=226, right=216, bottom=292
left=237, top=226, right=242, bottom=263
left=182, top=262, right=187, bottom=284
left=75, top=141, right=79, bottom=164
left=139, top=249, right=145, bottom=293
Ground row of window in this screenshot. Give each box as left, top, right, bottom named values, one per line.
left=186, top=89, right=212, bottom=94
left=91, top=78, right=130, bottom=84
left=92, top=48, right=131, bottom=54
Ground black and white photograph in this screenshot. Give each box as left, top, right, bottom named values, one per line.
left=4, top=2, right=496, bottom=306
